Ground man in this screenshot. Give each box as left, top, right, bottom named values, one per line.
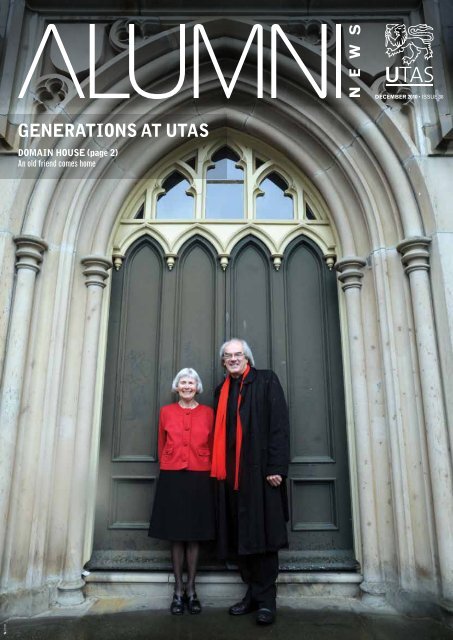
left=211, top=338, right=290, bottom=625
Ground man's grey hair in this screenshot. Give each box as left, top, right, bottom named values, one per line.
left=219, top=338, right=255, bottom=367
left=171, top=368, right=203, bottom=394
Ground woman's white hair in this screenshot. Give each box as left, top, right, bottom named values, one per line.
left=171, top=368, right=203, bottom=394
left=219, top=338, right=255, bottom=367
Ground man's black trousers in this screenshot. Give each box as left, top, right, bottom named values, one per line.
left=237, top=551, right=279, bottom=611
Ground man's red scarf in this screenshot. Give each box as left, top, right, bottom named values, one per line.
left=211, top=364, right=251, bottom=490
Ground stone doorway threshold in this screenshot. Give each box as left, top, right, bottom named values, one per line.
left=84, top=570, right=364, bottom=612
left=86, top=549, right=359, bottom=573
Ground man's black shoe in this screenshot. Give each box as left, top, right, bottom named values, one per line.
left=228, top=600, right=257, bottom=615
left=256, top=607, right=275, bottom=625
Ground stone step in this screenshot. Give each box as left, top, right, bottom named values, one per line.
left=85, top=571, right=363, bottom=609
left=86, top=550, right=359, bottom=572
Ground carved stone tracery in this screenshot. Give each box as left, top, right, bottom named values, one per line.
left=109, top=19, right=163, bottom=52
left=371, top=74, right=414, bottom=108
left=283, top=19, right=336, bottom=51
left=33, top=74, right=72, bottom=112
left=111, top=134, right=336, bottom=274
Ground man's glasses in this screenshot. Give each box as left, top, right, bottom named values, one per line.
left=223, top=352, right=245, bottom=360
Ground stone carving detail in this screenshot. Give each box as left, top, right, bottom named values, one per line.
left=335, top=257, right=367, bottom=290
left=14, top=235, right=48, bottom=272
left=371, top=74, right=414, bottom=108
left=324, top=253, right=336, bottom=271
left=109, top=19, right=163, bottom=52
left=397, top=236, right=430, bottom=274
left=81, top=256, right=113, bottom=288
left=112, top=250, right=124, bottom=271
left=165, top=253, right=178, bottom=270
left=33, top=74, right=71, bottom=112
left=271, top=254, right=283, bottom=271
left=283, top=19, right=336, bottom=51
left=218, top=254, right=229, bottom=271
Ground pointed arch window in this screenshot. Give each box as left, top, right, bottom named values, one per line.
left=256, top=172, right=293, bottom=220
left=156, top=171, right=194, bottom=220
left=306, top=203, right=317, bottom=220
left=205, top=146, right=244, bottom=219
left=134, top=203, right=144, bottom=219
left=116, top=136, right=336, bottom=275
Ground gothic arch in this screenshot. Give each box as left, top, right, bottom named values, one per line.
left=17, top=18, right=431, bottom=253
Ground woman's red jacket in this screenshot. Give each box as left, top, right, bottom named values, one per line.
left=158, top=403, right=214, bottom=471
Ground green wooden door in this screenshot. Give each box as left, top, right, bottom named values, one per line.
left=90, top=234, right=355, bottom=570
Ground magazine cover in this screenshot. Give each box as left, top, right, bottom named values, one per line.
left=0, top=0, right=453, bottom=630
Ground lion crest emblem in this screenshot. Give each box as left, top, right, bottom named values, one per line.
left=385, top=23, right=434, bottom=66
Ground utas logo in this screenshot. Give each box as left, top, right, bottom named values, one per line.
left=385, top=23, right=434, bottom=87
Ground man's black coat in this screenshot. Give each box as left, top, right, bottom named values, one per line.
left=214, top=367, right=290, bottom=557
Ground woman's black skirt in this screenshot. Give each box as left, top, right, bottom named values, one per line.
left=148, top=470, right=216, bottom=541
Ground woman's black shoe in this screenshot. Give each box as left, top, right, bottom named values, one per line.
left=170, top=593, right=185, bottom=615
left=186, top=592, right=202, bottom=614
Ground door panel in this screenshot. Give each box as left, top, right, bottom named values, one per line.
left=229, top=240, right=271, bottom=366
left=90, top=233, right=354, bottom=569
left=283, top=238, right=353, bottom=557
left=114, top=244, right=162, bottom=461
left=94, top=238, right=164, bottom=554
left=176, top=242, right=220, bottom=399
left=286, top=242, right=333, bottom=462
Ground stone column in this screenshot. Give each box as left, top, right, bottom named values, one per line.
left=57, top=256, right=112, bottom=605
left=397, top=237, right=453, bottom=609
left=336, top=257, right=383, bottom=602
left=0, top=235, right=48, bottom=581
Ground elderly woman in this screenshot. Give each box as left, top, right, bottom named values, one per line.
left=148, top=368, right=215, bottom=615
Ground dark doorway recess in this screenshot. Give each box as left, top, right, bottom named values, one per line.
left=88, top=234, right=357, bottom=572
